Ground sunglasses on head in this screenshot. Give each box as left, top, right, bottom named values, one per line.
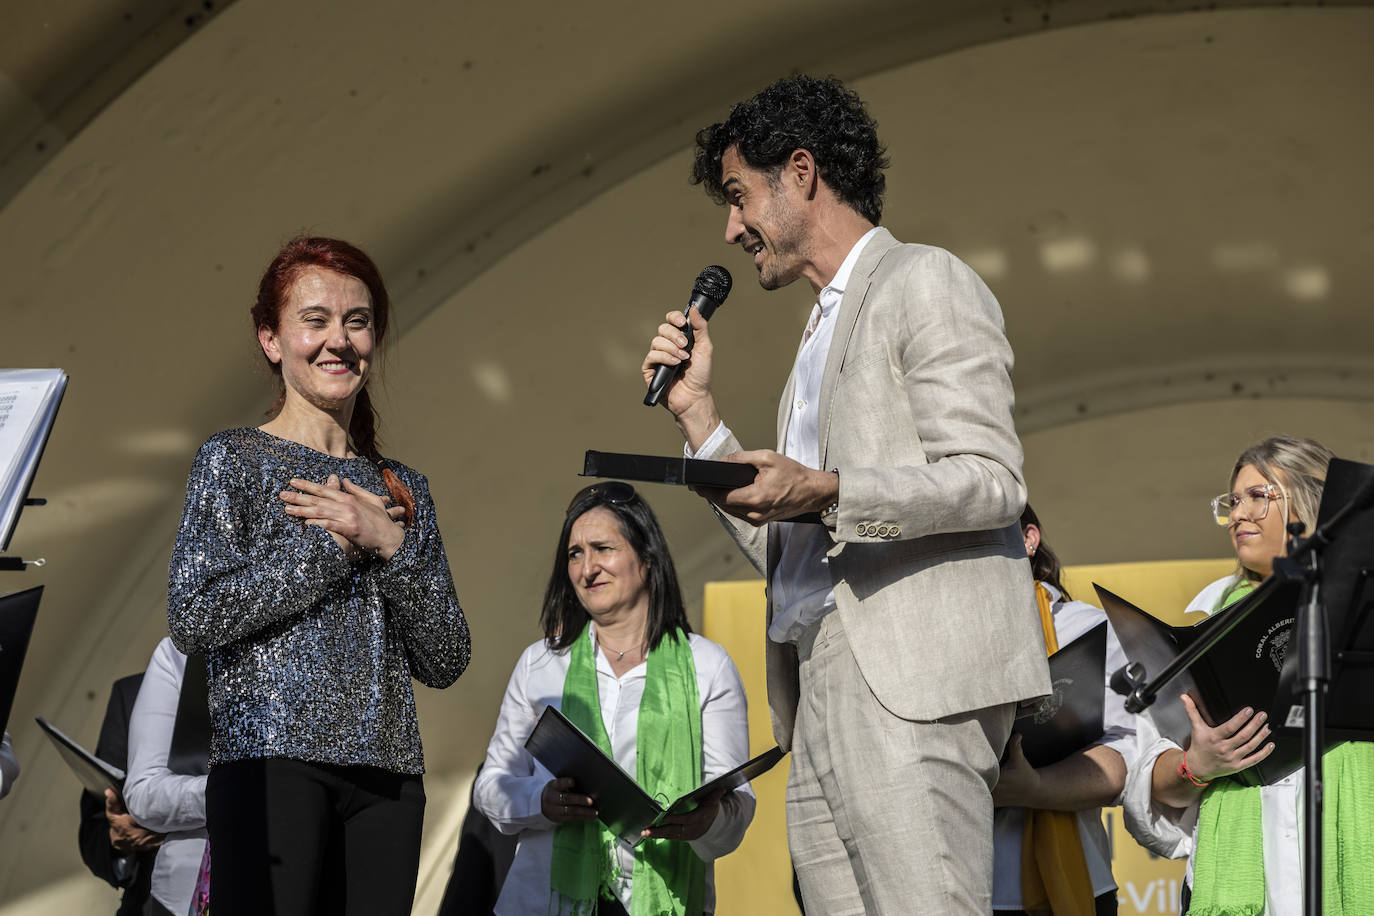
left=565, top=481, right=639, bottom=515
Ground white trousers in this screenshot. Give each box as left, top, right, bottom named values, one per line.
left=788, top=611, right=1014, bottom=915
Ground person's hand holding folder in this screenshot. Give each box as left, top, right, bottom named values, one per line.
left=541, top=776, right=597, bottom=824
left=640, top=787, right=727, bottom=842
left=1152, top=695, right=1274, bottom=809
left=691, top=449, right=837, bottom=527
left=991, top=735, right=1041, bottom=808
left=104, top=788, right=163, bottom=855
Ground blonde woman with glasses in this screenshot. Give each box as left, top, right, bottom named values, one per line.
left=1122, top=435, right=1374, bottom=915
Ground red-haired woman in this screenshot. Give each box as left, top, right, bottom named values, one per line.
left=167, top=236, right=470, bottom=915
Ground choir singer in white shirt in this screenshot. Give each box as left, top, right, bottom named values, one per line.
left=474, top=482, right=755, bottom=916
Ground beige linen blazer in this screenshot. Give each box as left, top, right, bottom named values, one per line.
left=704, top=228, right=1051, bottom=749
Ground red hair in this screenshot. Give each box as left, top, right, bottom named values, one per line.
left=252, top=236, right=414, bottom=525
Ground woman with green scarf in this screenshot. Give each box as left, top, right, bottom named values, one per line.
left=1122, top=435, right=1374, bottom=915
left=474, top=482, right=756, bottom=916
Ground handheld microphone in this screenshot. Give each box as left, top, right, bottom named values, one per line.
left=643, top=265, right=732, bottom=407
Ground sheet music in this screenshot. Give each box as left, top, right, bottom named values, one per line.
left=0, top=382, right=49, bottom=478
left=0, top=369, right=68, bottom=552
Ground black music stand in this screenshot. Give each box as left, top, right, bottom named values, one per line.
left=1271, top=457, right=1374, bottom=915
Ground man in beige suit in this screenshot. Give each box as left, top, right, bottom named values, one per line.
left=642, top=76, right=1051, bottom=913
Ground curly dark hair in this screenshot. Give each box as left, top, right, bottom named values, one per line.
left=691, top=75, right=889, bottom=225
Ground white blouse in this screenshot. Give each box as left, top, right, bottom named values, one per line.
left=474, top=627, right=756, bottom=915
left=1121, top=576, right=1302, bottom=916
left=123, top=637, right=207, bottom=914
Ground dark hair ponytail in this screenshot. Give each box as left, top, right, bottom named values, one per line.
left=1020, top=504, right=1070, bottom=600
left=253, top=235, right=414, bottom=525
left=349, top=388, right=414, bottom=526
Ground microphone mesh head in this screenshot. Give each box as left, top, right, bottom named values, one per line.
left=694, top=265, right=733, bottom=302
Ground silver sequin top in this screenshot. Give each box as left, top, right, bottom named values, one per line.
left=167, top=427, right=470, bottom=774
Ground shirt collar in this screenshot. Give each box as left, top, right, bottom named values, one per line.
left=818, top=226, right=880, bottom=314
left=1039, top=580, right=1064, bottom=606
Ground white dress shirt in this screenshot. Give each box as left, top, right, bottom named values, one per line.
left=123, top=637, right=207, bottom=914
left=1121, top=576, right=1302, bottom=916
left=474, top=627, right=755, bottom=915
left=691, top=227, right=880, bottom=644
left=992, top=584, right=1138, bottom=908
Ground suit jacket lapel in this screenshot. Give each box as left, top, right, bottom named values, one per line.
left=775, top=370, right=798, bottom=450
left=817, top=227, right=898, bottom=469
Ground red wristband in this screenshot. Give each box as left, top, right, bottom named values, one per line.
left=1177, top=751, right=1212, bottom=788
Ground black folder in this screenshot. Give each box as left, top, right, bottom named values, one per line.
left=169, top=653, right=211, bottom=776
left=1096, top=581, right=1309, bottom=785
left=582, top=450, right=756, bottom=489
left=1014, top=622, right=1107, bottom=768
left=581, top=450, right=824, bottom=523
left=0, top=584, right=42, bottom=734
left=525, top=705, right=784, bottom=847
left=35, top=715, right=125, bottom=797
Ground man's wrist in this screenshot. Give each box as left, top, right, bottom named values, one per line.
left=676, top=398, right=722, bottom=453
left=815, top=468, right=840, bottom=516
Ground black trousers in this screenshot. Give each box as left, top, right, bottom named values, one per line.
left=206, top=757, right=425, bottom=916
left=142, top=898, right=176, bottom=916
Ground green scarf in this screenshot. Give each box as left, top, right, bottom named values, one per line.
left=1189, top=578, right=1374, bottom=914
left=550, top=627, right=706, bottom=916
left=1190, top=743, right=1374, bottom=915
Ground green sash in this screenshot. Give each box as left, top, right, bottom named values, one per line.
left=550, top=627, right=706, bottom=915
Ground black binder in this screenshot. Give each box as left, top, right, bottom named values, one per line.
left=580, top=450, right=824, bottom=523
left=1014, top=622, right=1108, bottom=768
left=582, top=450, right=756, bottom=489
left=0, top=585, right=42, bottom=733
left=168, top=653, right=211, bottom=776
left=35, top=715, right=125, bottom=796
left=1097, top=580, right=1310, bottom=785
left=525, top=705, right=784, bottom=847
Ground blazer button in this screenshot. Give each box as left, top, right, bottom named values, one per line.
left=890, top=525, right=901, bottom=537
left=856, top=524, right=865, bottom=536
left=865, top=524, right=878, bottom=537
left=877, top=525, right=889, bottom=537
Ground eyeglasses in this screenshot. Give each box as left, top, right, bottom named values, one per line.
left=566, top=481, right=638, bottom=515
left=1209, top=483, right=1282, bottom=527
